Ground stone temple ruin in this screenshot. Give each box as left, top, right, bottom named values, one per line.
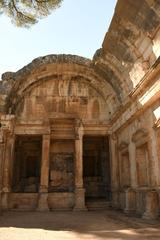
left=0, top=0, right=160, bottom=220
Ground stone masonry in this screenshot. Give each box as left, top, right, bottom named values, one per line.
left=0, top=0, right=160, bottom=219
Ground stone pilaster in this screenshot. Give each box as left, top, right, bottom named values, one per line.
left=110, top=134, right=120, bottom=209
left=128, top=141, right=137, bottom=188
left=0, top=143, right=4, bottom=214
left=149, top=114, right=160, bottom=187
left=1, top=134, right=14, bottom=210
left=74, top=119, right=86, bottom=211
left=37, top=134, right=50, bottom=211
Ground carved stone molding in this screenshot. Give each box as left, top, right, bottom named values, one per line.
left=118, top=141, right=129, bottom=151
left=0, top=114, right=15, bottom=134
left=111, top=132, right=117, bottom=141
left=132, top=128, right=148, bottom=143
left=153, top=119, right=160, bottom=129
left=0, top=129, right=3, bottom=143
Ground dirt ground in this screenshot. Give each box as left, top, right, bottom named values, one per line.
left=0, top=210, right=160, bottom=240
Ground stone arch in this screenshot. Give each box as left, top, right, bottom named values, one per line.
left=93, top=0, right=160, bottom=101
left=4, top=55, right=120, bottom=122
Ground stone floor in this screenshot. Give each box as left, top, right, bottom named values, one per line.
left=0, top=210, right=160, bottom=240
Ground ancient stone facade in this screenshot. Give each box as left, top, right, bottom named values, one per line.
left=0, top=0, right=160, bottom=219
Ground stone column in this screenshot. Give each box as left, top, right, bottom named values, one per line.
left=142, top=190, right=159, bottom=220
left=2, top=134, right=14, bottom=210
left=37, top=134, right=50, bottom=211
left=74, top=120, right=87, bottom=211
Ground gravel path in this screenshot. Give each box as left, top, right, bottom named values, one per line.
left=0, top=210, right=160, bottom=240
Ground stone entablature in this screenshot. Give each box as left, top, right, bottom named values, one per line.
left=111, top=59, right=160, bottom=133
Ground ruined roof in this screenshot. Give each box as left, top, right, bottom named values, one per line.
left=94, top=0, right=160, bottom=100
left=1, top=0, right=160, bottom=113
left=1, top=54, right=91, bottom=82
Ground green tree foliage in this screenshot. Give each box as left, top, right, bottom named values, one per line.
left=0, top=0, right=63, bottom=27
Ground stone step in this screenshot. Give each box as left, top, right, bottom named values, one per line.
left=86, top=200, right=111, bottom=210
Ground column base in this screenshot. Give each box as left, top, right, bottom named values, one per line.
left=142, top=191, right=159, bottom=220
left=0, top=191, right=2, bottom=215
left=124, top=209, right=135, bottom=215
left=142, top=212, right=158, bottom=220
left=124, top=189, right=136, bottom=215
left=37, top=193, right=49, bottom=212
left=111, top=191, right=120, bottom=209
left=74, top=188, right=87, bottom=211
left=73, top=207, right=88, bottom=211
left=1, top=190, right=9, bottom=210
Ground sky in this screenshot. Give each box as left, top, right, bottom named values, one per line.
left=0, top=0, right=117, bottom=78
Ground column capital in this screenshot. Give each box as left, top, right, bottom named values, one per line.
left=75, top=119, right=83, bottom=140
left=43, top=134, right=50, bottom=141
left=2, top=186, right=10, bottom=193
left=110, top=133, right=117, bottom=141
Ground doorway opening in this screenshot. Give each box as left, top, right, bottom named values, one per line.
left=12, top=135, right=42, bottom=193
left=83, top=136, right=111, bottom=201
